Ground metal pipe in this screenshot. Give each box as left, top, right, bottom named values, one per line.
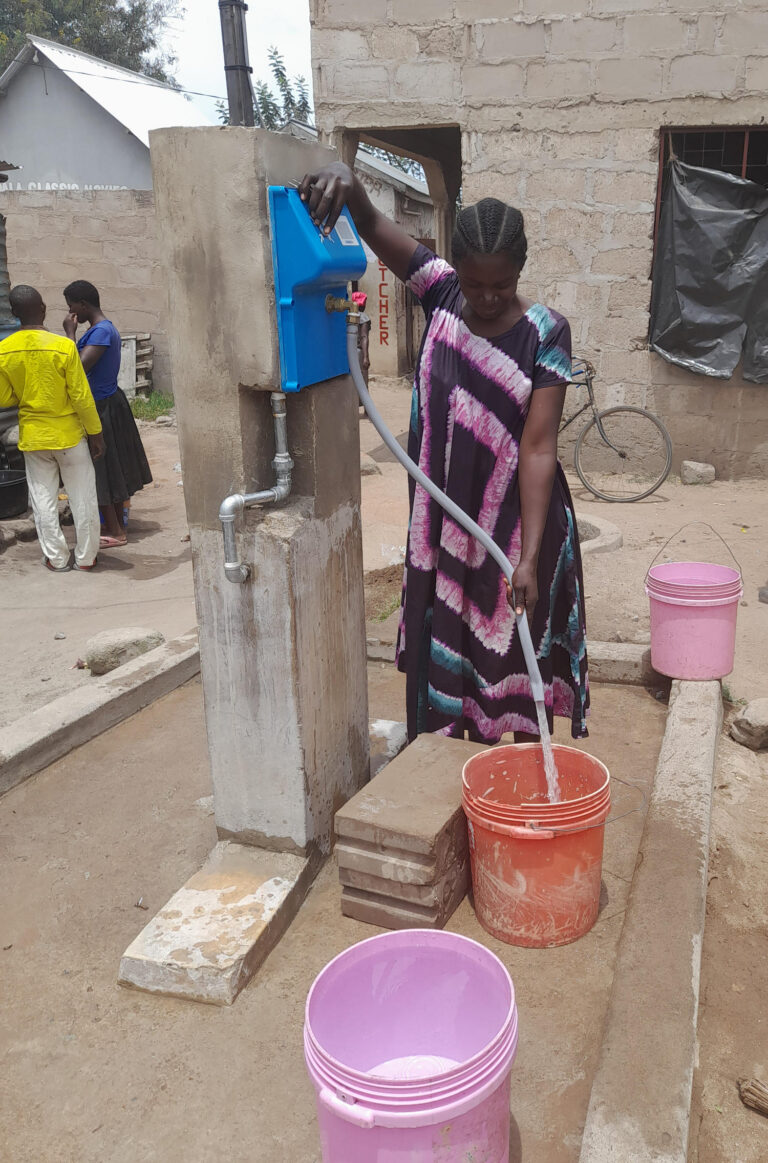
left=218, top=0, right=256, bottom=127
left=219, top=391, right=293, bottom=583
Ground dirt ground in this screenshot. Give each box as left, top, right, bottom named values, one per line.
left=0, top=422, right=195, bottom=729
left=0, top=672, right=667, bottom=1163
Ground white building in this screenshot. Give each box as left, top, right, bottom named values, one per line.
left=0, top=35, right=213, bottom=191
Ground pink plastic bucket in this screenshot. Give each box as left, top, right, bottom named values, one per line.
left=304, top=929, right=517, bottom=1162
left=646, top=561, right=742, bottom=680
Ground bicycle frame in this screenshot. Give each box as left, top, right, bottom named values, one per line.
left=560, top=358, right=628, bottom=460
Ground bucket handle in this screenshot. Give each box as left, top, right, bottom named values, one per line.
left=645, top=521, right=742, bottom=584
left=507, top=777, right=647, bottom=837
left=318, top=1087, right=375, bottom=1129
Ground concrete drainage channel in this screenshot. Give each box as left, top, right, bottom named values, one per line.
left=0, top=588, right=721, bottom=1160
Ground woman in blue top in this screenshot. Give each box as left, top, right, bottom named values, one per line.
left=63, top=280, right=152, bottom=548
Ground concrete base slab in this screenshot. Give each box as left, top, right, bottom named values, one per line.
left=578, top=680, right=722, bottom=1163
left=588, top=639, right=667, bottom=687
left=118, top=841, right=313, bottom=1006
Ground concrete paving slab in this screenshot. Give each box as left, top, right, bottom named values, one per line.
left=340, top=875, right=468, bottom=929
left=119, top=841, right=313, bottom=1006
left=0, top=630, right=200, bottom=796
left=339, top=856, right=469, bottom=908
left=579, top=680, right=722, bottom=1163
left=335, top=733, right=484, bottom=856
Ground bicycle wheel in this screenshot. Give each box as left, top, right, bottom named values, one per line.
left=574, top=406, right=672, bottom=502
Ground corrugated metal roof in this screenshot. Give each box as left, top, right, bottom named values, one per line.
left=22, top=36, right=213, bottom=147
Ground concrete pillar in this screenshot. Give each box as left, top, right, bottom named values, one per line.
left=150, top=127, right=369, bottom=862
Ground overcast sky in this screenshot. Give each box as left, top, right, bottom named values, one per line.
left=162, top=0, right=314, bottom=122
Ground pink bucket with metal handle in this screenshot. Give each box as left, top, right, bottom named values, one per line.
left=645, top=524, right=743, bottom=681
left=646, top=561, right=742, bottom=680
left=304, top=929, right=517, bottom=1162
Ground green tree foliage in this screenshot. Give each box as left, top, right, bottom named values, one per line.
left=217, top=46, right=311, bottom=130
left=216, top=45, right=422, bottom=180
left=362, top=146, right=424, bottom=181
left=0, top=0, right=180, bottom=83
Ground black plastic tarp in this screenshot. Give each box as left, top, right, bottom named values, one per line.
left=649, top=160, right=768, bottom=383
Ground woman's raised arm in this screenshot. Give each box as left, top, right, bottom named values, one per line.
left=299, top=162, right=419, bottom=284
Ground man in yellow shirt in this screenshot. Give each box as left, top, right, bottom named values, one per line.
left=0, top=285, right=105, bottom=571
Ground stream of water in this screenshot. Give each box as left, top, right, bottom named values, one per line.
left=535, top=699, right=561, bottom=803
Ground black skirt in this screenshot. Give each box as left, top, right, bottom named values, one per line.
left=94, top=388, right=153, bottom=506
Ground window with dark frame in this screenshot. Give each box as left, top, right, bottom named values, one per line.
left=650, top=126, right=768, bottom=381
left=662, top=127, right=768, bottom=186
left=655, top=127, right=768, bottom=237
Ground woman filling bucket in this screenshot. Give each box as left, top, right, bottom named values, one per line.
left=299, top=164, right=590, bottom=755
left=298, top=165, right=618, bottom=1160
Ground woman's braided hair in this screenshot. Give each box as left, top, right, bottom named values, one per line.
left=452, top=198, right=527, bottom=269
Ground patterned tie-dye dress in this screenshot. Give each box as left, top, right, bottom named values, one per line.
left=395, top=244, right=589, bottom=744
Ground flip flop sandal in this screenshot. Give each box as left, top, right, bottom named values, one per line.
left=73, top=557, right=98, bottom=571
left=99, top=536, right=127, bottom=548
left=45, top=558, right=71, bottom=572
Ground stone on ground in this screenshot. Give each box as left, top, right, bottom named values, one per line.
left=86, top=627, right=165, bottom=675
left=730, top=698, right=768, bottom=751
left=681, top=460, right=716, bottom=484
left=360, top=452, right=381, bottom=477
left=759, top=584, right=768, bottom=605
left=3, top=515, right=36, bottom=541
left=118, top=841, right=312, bottom=1005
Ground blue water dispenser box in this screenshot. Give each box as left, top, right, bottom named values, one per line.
left=268, top=186, right=367, bottom=392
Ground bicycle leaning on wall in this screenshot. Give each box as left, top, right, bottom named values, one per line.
left=559, top=358, right=673, bottom=502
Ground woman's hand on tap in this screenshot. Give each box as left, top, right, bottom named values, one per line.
left=299, top=163, right=354, bottom=234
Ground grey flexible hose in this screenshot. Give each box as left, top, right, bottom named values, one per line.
left=346, top=323, right=546, bottom=705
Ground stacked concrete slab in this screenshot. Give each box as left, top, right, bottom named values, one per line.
left=335, top=734, right=485, bottom=929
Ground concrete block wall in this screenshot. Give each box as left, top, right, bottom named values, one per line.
left=311, top=0, right=768, bottom=478
left=1, top=190, right=170, bottom=393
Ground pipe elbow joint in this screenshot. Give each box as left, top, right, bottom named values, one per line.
left=219, top=493, right=245, bottom=521
left=271, top=478, right=291, bottom=503
left=224, top=561, right=251, bottom=584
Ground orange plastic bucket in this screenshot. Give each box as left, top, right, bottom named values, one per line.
left=462, top=745, right=610, bottom=948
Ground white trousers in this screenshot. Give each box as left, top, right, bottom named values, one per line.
left=24, top=438, right=100, bottom=569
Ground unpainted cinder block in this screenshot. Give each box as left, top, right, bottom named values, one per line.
left=719, top=11, right=768, bottom=53
left=595, top=57, right=664, bottom=101
left=462, top=62, right=524, bottom=103
left=525, top=60, right=591, bottom=100
left=621, top=14, right=688, bottom=55
left=666, top=54, right=739, bottom=97
left=549, top=17, right=619, bottom=56
left=391, top=0, right=447, bottom=20
left=475, top=19, right=546, bottom=63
